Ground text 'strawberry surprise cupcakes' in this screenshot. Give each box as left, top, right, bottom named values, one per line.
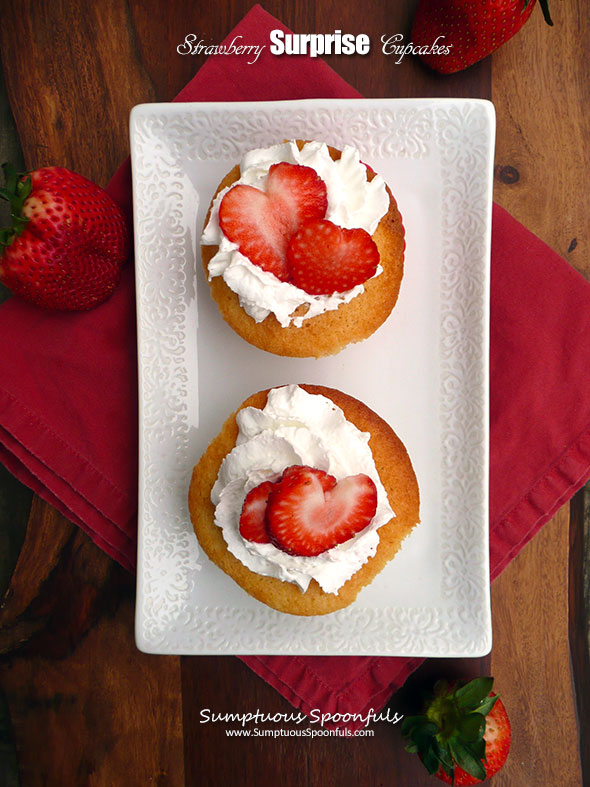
left=201, top=140, right=406, bottom=358
left=188, top=384, right=420, bottom=615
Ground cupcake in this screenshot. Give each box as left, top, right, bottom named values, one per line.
left=188, top=384, right=420, bottom=615
left=201, top=140, right=405, bottom=358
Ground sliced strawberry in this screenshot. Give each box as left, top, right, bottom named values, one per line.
left=218, top=162, right=327, bottom=282
left=266, top=465, right=377, bottom=557
left=219, top=184, right=290, bottom=281
left=239, top=480, right=275, bottom=543
left=265, top=162, right=328, bottom=228
left=287, top=219, right=379, bottom=295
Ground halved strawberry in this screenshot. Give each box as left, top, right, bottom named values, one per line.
left=239, top=480, right=274, bottom=543
left=287, top=219, right=379, bottom=295
left=219, top=162, right=327, bottom=281
left=266, top=465, right=377, bottom=557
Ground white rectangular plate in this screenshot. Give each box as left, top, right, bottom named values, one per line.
left=130, top=98, right=495, bottom=656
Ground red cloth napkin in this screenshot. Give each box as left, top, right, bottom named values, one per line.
left=2, top=5, right=590, bottom=723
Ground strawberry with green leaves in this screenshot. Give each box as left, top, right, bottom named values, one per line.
left=0, top=164, right=129, bottom=310
left=402, top=677, right=511, bottom=784
left=411, top=0, right=553, bottom=74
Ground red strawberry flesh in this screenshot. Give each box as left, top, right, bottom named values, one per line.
left=266, top=465, right=377, bottom=557
left=239, top=480, right=274, bottom=543
left=266, top=162, right=328, bottom=228
left=287, top=219, right=379, bottom=295
left=218, top=162, right=327, bottom=282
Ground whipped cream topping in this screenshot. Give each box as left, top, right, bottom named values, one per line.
left=211, top=385, right=395, bottom=595
left=201, top=140, right=390, bottom=328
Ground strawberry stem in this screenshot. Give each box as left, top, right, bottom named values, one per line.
left=538, top=0, right=553, bottom=25
left=402, top=678, right=497, bottom=783
left=0, top=163, right=32, bottom=247
left=525, top=0, right=553, bottom=25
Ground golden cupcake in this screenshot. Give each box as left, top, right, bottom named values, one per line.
left=200, top=140, right=405, bottom=358
left=188, top=384, right=420, bottom=616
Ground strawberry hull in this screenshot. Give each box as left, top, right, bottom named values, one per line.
left=403, top=680, right=511, bottom=784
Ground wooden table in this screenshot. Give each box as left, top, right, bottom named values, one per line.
left=0, top=1, right=588, bottom=784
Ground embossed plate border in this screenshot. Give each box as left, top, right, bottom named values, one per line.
left=130, top=98, right=495, bottom=656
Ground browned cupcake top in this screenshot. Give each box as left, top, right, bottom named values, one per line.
left=188, top=384, right=420, bottom=615
left=200, top=141, right=405, bottom=358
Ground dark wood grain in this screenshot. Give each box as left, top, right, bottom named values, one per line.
left=569, top=483, right=590, bottom=783
left=0, top=64, right=25, bottom=305
left=182, top=655, right=492, bottom=787
left=489, top=4, right=589, bottom=784
left=491, top=510, right=581, bottom=786
left=0, top=0, right=155, bottom=185
left=0, top=499, right=117, bottom=658
left=492, top=0, right=590, bottom=273
left=0, top=507, right=184, bottom=786
left=0, top=465, right=31, bottom=601
left=0, top=0, right=587, bottom=784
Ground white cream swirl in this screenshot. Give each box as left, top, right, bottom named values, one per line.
left=211, top=385, right=395, bottom=594
left=201, top=141, right=390, bottom=328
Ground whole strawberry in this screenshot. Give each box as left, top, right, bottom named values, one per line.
left=0, top=164, right=129, bottom=310
left=402, top=678, right=511, bottom=784
left=411, top=0, right=553, bottom=74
